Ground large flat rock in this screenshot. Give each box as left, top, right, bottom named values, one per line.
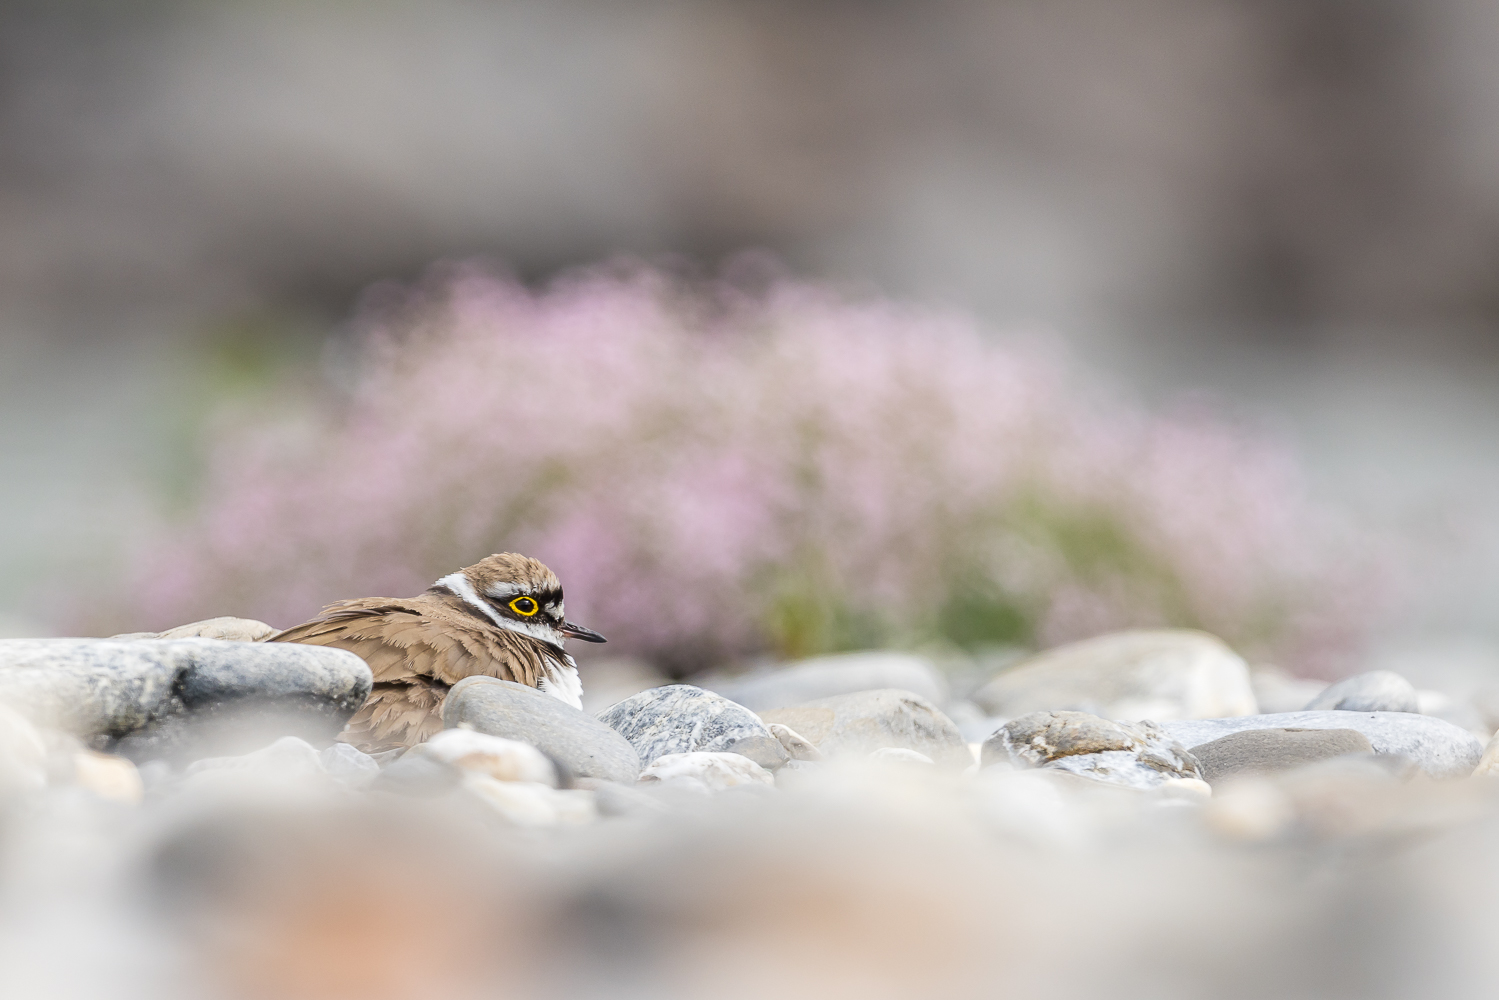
left=1190, top=728, right=1374, bottom=784
left=1163, top=711, right=1483, bottom=779
left=442, top=676, right=641, bottom=782
left=972, top=629, right=1256, bottom=721
left=0, top=638, right=371, bottom=761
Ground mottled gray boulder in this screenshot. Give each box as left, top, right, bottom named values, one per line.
left=695, top=652, right=947, bottom=712
left=442, top=676, right=641, bottom=782
left=1163, top=712, right=1482, bottom=779
left=0, top=638, right=371, bottom=762
left=982, top=710, right=1202, bottom=789
left=1304, top=671, right=1419, bottom=714
left=596, top=684, right=788, bottom=770
left=759, top=689, right=970, bottom=770
left=972, top=629, right=1257, bottom=721
left=1189, top=728, right=1373, bottom=784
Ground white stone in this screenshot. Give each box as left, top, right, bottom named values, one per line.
left=637, top=751, right=775, bottom=790
left=767, top=722, right=823, bottom=761
left=420, top=729, right=558, bottom=786
left=460, top=773, right=597, bottom=825
left=869, top=747, right=935, bottom=764
left=972, top=629, right=1257, bottom=722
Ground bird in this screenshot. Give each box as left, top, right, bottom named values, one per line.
left=264, top=553, right=606, bottom=753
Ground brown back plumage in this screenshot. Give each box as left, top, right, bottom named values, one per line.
left=265, top=554, right=575, bottom=752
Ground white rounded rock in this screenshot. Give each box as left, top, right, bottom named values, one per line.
left=420, top=729, right=558, bottom=786
left=637, top=751, right=775, bottom=790
left=869, top=747, right=935, bottom=765
left=460, top=773, right=597, bottom=825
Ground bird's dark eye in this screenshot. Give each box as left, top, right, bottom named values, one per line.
left=508, top=596, right=539, bottom=617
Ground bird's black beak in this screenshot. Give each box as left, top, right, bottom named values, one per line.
left=559, top=620, right=607, bottom=643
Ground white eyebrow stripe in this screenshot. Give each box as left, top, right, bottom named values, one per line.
left=484, top=582, right=524, bottom=599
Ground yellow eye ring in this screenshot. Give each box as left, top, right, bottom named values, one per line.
left=508, top=596, right=539, bottom=617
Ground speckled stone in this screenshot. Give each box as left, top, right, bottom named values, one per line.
left=596, top=684, right=789, bottom=770
left=982, top=710, right=1202, bottom=789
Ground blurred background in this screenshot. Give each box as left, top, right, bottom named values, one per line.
left=5, top=0, right=1499, bottom=688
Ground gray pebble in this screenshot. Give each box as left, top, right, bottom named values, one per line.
left=1304, top=671, right=1419, bottom=714
left=1189, top=728, right=1374, bottom=784
left=443, top=676, right=641, bottom=782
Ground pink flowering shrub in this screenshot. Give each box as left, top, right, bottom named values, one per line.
left=100, top=260, right=1369, bottom=672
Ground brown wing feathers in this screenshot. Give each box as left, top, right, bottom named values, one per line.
left=265, top=594, right=559, bottom=751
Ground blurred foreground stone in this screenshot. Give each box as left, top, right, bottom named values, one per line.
left=638, top=751, right=776, bottom=791
left=0, top=638, right=370, bottom=762
left=972, top=628, right=1257, bottom=721
left=7, top=690, right=1499, bottom=1000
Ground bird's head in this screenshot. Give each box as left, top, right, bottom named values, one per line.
left=432, top=553, right=607, bottom=649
